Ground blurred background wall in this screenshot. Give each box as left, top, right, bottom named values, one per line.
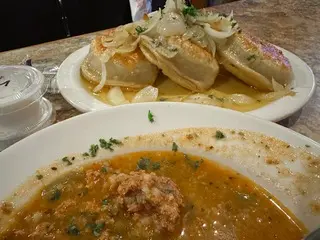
left=0, top=0, right=237, bottom=52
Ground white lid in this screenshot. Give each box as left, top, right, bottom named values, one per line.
left=0, top=65, right=47, bottom=115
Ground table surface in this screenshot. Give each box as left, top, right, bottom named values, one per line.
left=1, top=0, right=319, bottom=142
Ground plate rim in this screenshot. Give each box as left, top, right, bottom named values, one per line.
left=57, top=44, right=316, bottom=122
left=2, top=102, right=319, bottom=156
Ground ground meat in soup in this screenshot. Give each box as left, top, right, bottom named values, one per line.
left=109, top=171, right=183, bottom=232
left=0, top=151, right=306, bottom=240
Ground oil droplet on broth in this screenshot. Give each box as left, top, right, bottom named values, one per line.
left=81, top=69, right=273, bottom=112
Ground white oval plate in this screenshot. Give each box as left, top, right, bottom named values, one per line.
left=0, top=103, right=319, bottom=233
left=57, top=45, right=315, bottom=122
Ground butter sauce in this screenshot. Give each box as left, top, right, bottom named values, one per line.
left=81, top=69, right=289, bottom=112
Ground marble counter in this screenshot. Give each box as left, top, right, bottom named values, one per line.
left=1, top=0, right=319, bottom=142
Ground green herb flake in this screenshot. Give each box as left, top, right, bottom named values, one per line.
left=89, top=144, right=99, bottom=157
left=151, top=162, right=161, bottom=170
left=82, top=152, right=90, bottom=157
left=231, top=22, right=237, bottom=28
left=50, top=188, right=61, bottom=201
left=182, top=5, right=198, bottom=17
left=238, top=132, right=245, bottom=136
left=172, top=142, right=178, bottom=152
left=247, top=54, right=256, bottom=61
left=92, top=223, right=105, bottom=237
left=67, top=224, right=80, bottom=236
left=137, top=157, right=151, bottom=170
left=184, top=154, right=203, bottom=170
left=62, top=157, right=72, bottom=166
left=137, top=157, right=160, bottom=171
left=109, top=138, right=122, bottom=145
left=99, top=139, right=113, bottom=151
left=36, top=174, right=43, bottom=180
left=99, top=138, right=122, bottom=152
left=102, top=199, right=108, bottom=205
left=101, top=166, right=108, bottom=173
left=148, top=110, right=154, bottom=123
left=215, top=130, right=225, bottom=140
left=305, top=144, right=311, bottom=148
left=135, top=26, right=147, bottom=34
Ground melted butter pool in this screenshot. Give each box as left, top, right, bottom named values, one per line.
left=81, top=69, right=289, bottom=112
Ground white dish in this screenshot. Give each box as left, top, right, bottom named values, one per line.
left=0, top=103, right=319, bottom=233
left=0, top=66, right=55, bottom=151
left=57, top=44, right=315, bottom=122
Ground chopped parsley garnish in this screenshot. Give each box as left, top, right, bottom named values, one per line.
left=151, top=162, right=161, bottom=170
left=137, top=157, right=151, bottom=170
left=135, top=26, right=147, bottom=34
left=148, top=110, right=154, bottom=123
left=238, top=132, right=245, bottom=136
left=62, top=157, right=72, bottom=165
left=99, top=138, right=123, bottom=151
left=36, top=174, right=43, bottom=180
left=89, top=144, right=99, bottom=157
left=49, top=188, right=61, bottom=201
left=247, top=54, right=256, bottom=61
left=102, top=199, right=108, bottom=205
left=82, top=152, right=90, bottom=157
left=109, top=138, right=122, bottom=145
left=101, top=166, right=108, bottom=173
left=172, top=142, right=178, bottom=152
left=182, top=5, right=198, bottom=17
left=137, top=157, right=161, bottom=171
left=184, top=154, right=203, bottom=170
left=215, top=130, right=225, bottom=140
left=231, top=22, right=237, bottom=28
left=305, top=144, right=311, bottom=148
left=92, top=223, right=105, bottom=237
left=99, top=139, right=113, bottom=151
left=67, top=224, right=80, bottom=236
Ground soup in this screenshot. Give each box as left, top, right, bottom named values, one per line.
left=0, top=151, right=305, bottom=239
